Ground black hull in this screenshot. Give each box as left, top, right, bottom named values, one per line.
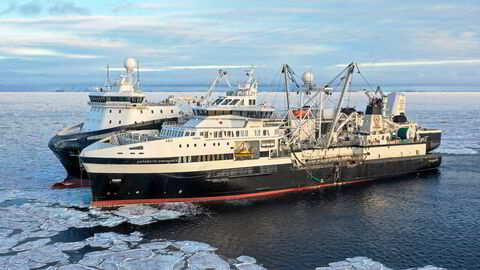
left=88, top=154, right=442, bottom=207
left=418, top=131, right=441, bottom=152
left=49, top=117, right=178, bottom=180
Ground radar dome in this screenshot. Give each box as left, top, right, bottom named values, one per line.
left=124, top=57, right=138, bottom=71
left=302, top=71, right=315, bottom=85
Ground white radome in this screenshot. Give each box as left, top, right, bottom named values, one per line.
left=302, top=71, right=315, bottom=85
left=124, top=57, right=138, bottom=71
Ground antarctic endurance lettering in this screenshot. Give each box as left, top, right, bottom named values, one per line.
left=136, top=158, right=179, bottom=164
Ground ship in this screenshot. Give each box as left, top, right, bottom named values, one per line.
left=49, top=58, right=192, bottom=188
left=79, top=63, right=442, bottom=207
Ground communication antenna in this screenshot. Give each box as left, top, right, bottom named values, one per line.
left=136, top=59, right=140, bottom=91
left=106, top=64, right=112, bottom=90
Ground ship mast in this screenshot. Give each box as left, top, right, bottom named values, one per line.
left=202, top=69, right=231, bottom=105
left=325, top=62, right=356, bottom=148
left=283, top=64, right=291, bottom=111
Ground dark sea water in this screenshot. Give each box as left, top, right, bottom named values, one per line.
left=0, top=92, right=479, bottom=269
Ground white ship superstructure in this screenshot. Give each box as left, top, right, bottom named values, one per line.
left=49, top=58, right=190, bottom=184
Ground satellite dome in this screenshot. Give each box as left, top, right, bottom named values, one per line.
left=302, top=71, right=315, bottom=85
left=124, top=57, right=138, bottom=71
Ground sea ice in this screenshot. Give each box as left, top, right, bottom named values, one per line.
left=12, top=238, right=50, bottom=252
left=187, top=251, right=230, bottom=269
left=28, top=229, right=58, bottom=238
left=99, top=216, right=126, bottom=227
left=417, top=266, right=447, bottom=270
left=0, top=228, right=13, bottom=237
left=23, top=244, right=69, bottom=264
left=128, top=216, right=154, bottom=225
left=98, top=260, right=120, bottom=270
left=235, top=263, right=267, bottom=270
left=55, top=241, right=88, bottom=251
left=114, top=205, right=159, bottom=219
left=86, top=236, right=113, bottom=248
left=237, top=255, right=257, bottom=264
left=120, top=254, right=185, bottom=270
left=108, top=243, right=130, bottom=252
left=0, top=237, right=19, bottom=252
left=58, top=264, right=97, bottom=270
left=174, top=240, right=217, bottom=253
left=139, top=241, right=171, bottom=250
left=152, top=209, right=183, bottom=220
left=78, top=254, right=106, bottom=267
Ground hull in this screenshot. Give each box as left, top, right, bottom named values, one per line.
left=418, top=130, right=441, bottom=152
left=49, top=117, right=178, bottom=183
left=87, top=154, right=442, bottom=207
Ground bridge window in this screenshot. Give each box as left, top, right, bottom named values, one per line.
left=221, top=99, right=232, bottom=105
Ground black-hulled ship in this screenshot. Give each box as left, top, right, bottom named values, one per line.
left=79, top=63, right=441, bottom=207
left=49, top=58, right=188, bottom=187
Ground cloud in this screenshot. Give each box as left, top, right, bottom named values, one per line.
left=0, top=1, right=42, bottom=16
left=113, top=2, right=189, bottom=11
left=0, top=47, right=101, bottom=59
left=109, top=65, right=256, bottom=72
left=48, top=1, right=90, bottom=16
left=18, top=1, right=41, bottom=15
left=413, top=31, right=478, bottom=54
left=336, top=59, right=480, bottom=68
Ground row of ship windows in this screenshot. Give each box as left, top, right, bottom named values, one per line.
left=193, top=109, right=273, bottom=118
left=85, top=119, right=150, bottom=125
left=89, top=96, right=144, bottom=103
left=179, top=153, right=235, bottom=163
left=179, top=142, right=230, bottom=148
left=90, top=108, right=174, bottom=114
left=212, top=98, right=256, bottom=106
left=161, top=129, right=276, bottom=138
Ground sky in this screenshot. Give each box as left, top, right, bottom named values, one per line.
left=0, top=0, right=479, bottom=91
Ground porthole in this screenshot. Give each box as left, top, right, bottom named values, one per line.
left=204, top=143, right=206, bottom=147
left=171, top=110, right=174, bottom=113
left=119, top=120, right=121, bottom=124
left=140, top=110, right=143, bottom=114
left=160, top=110, right=163, bottom=113
left=109, top=110, right=112, bottom=113
left=187, top=144, right=189, bottom=147
left=213, top=143, right=216, bottom=146
left=179, top=145, right=182, bottom=148
left=194, top=144, right=197, bottom=147
left=109, top=120, right=112, bottom=124
left=119, top=110, right=121, bottom=113
left=151, top=110, right=154, bottom=114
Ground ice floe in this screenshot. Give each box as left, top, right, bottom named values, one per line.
left=174, top=240, right=217, bottom=253
left=187, top=251, right=231, bottom=269
left=314, top=257, right=447, bottom=270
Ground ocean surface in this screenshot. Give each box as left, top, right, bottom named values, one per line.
left=0, top=92, right=479, bottom=269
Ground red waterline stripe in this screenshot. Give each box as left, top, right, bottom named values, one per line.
left=91, top=179, right=373, bottom=208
